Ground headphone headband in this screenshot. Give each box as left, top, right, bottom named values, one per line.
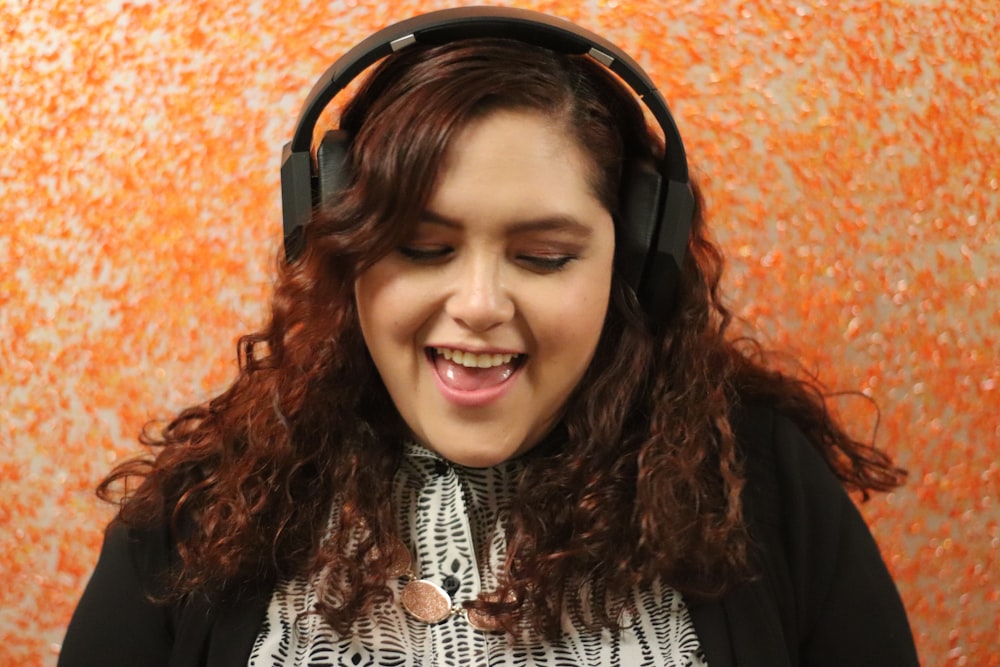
left=280, top=6, right=694, bottom=319
left=288, top=6, right=687, bottom=182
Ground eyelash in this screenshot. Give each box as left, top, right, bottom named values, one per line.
left=520, top=255, right=575, bottom=271
left=397, top=246, right=577, bottom=272
left=397, top=246, right=450, bottom=261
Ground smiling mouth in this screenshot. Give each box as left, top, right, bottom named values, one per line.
left=427, top=347, right=525, bottom=393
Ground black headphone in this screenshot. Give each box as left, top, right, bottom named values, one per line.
left=280, top=6, right=694, bottom=318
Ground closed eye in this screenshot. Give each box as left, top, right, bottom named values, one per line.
left=398, top=245, right=452, bottom=262
left=517, top=254, right=577, bottom=272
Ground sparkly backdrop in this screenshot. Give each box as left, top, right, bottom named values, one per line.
left=2, top=1, right=997, bottom=665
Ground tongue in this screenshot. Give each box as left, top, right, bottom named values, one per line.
left=435, top=356, right=515, bottom=391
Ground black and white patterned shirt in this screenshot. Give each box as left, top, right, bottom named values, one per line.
left=249, top=443, right=708, bottom=666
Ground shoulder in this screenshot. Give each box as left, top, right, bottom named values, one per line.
left=729, top=400, right=874, bottom=595
left=58, top=519, right=178, bottom=667
left=731, top=401, right=830, bottom=473
left=727, top=402, right=920, bottom=665
left=731, top=401, right=845, bottom=508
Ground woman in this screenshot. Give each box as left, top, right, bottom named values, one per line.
left=59, top=8, right=919, bottom=667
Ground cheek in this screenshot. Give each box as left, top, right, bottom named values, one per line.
left=576, top=273, right=614, bottom=355
left=355, top=269, right=431, bottom=359
left=354, top=271, right=398, bottom=351
left=538, top=274, right=612, bottom=362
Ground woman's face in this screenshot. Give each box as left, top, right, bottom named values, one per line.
left=355, top=109, right=615, bottom=467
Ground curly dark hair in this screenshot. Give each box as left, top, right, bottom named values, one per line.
left=100, top=39, right=905, bottom=641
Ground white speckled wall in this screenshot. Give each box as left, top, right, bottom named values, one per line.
left=2, top=1, right=997, bottom=664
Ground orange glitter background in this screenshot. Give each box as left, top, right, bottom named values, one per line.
left=2, top=1, right=997, bottom=664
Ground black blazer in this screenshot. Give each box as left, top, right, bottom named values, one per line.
left=58, top=405, right=920, bottom=666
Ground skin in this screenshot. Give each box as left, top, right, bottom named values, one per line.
left=354, top=109, right=615, bottom=468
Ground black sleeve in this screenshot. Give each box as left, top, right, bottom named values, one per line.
left=768, top=412, right=920, bottom=667
left=58, top=521, right=175, bottom=667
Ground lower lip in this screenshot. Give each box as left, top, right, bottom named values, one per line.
left=428, top=355, right=522, bottom=408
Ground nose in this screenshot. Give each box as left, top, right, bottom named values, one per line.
left=445, top=255, right=515, bottom=332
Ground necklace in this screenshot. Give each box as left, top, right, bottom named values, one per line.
left=385, top=539, right=503, bottom=632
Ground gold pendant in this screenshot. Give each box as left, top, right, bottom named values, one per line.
left=401, top=579, right=454, bottom=623
left=390, top=539, right=502, bottom=631
left=466, top=606, right=503, bottom=632
left=385, top=539, right=413, bottom=578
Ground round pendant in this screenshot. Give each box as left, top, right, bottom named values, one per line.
left=466, top=607, right=503, bottom=632
left=401, top=579, right=453, bottom=623
left=385, top=540, right=413, bottom=578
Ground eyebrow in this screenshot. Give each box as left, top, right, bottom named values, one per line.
left=419, top=209, right=595, bottom=238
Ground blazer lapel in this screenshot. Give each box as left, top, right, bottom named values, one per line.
left=166, top=582, right=269, bottom=667
left=689, top=598, right=736, bottom=667
left=206, top=584, right=270, bottom=667
left=689, top=581, right=794, bottom=667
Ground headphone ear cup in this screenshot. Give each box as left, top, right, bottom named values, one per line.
left=316, top=129, right=353, bottom=209
left=619, top=164, right=695, bottom=320
left=641, top=178, right=695, bottom=320
left=618, top=162, right=663, bottom=298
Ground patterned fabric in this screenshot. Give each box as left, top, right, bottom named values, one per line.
left=248, top=443, right=708, bottom=666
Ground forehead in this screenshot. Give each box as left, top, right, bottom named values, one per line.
left=430, top=109, right=603, bottom=216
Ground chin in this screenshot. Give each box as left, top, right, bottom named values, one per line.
left=435, top=446, right=520, bottom=469
left=423, top=432, right=536, bottom=469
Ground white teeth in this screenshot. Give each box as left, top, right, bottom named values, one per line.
left=435, top=348, right=518, bottom=368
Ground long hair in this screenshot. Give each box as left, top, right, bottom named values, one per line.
left=101, top=38, right=905, bottom=640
